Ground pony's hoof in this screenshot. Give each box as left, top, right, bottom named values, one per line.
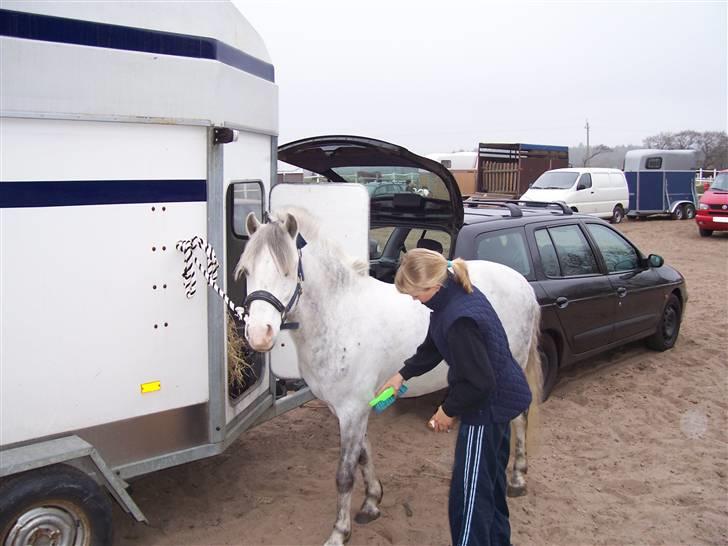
left=507, top=483, right=527, bottom=497
left=354, top=508, right=381, bottom=525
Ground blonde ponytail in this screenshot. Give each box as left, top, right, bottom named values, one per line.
left=449, top=258, right=473, bottom=294
left=395, top=249, right=472, bottom=295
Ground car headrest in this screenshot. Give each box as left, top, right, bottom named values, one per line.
left=416, top=238, right=443, bottom=254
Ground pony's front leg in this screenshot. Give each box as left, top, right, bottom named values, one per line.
left=324, top=411, right=368, bottom=546
left=507, top=411, right=528, bottom=497
left=354, top=434, right=383, bottom=524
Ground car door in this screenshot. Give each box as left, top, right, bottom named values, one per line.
left=529, top=223, right=617, bottom=355
left=584, top=222, right=664, bottom=340
left=571, top=173, right=595, bottom=214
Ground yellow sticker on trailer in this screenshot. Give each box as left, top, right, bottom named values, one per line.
left=141, top=381, right=161, bottom=393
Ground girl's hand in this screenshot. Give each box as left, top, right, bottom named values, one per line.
left=428, top=406, right=455, bottom=432
left=376, top=373, right=404, bottom=398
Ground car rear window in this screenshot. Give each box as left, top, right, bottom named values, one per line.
left=537, top=225, right=599, bottom=277
left=475, top=230, right=532, bottom=277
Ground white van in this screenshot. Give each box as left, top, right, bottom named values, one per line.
left=520, top=167, right=629, bottom=223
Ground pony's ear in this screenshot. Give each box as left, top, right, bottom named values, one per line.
left=283, top=213, right=298, bottom=240
left=246, top=212, right=261, bottom=236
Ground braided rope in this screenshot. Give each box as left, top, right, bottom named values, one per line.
left=176, top=236, right=245, bottom=321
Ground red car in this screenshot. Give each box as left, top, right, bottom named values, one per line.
left=696, top=170, right=728, bottom=237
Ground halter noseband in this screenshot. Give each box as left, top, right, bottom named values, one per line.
left=243, top=230, right=306, bottom=331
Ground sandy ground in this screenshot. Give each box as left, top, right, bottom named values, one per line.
left=114, top=219, right=728, bottom=546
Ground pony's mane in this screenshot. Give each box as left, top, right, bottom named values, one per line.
left=275, top=207, right=369, bottom=278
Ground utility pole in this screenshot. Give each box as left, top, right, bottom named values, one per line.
left=584, top=119, right=590, bottom=167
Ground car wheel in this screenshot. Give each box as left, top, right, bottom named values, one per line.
left=683, top=204, right=695, bottom=219
left=610, top=205, right=625, bottom=224
left=699, top=228, right=713, bottom=237
left=538, top=334, right=559, bottom=401
left=671, top=206, right=685, bottom=220
left=0, top=464, right=113, bottom=546
left=646, top=293, right=682, bottom=351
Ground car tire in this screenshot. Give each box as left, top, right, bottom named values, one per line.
left=683, top=204, right=695, bottom=219
left=699, top=228, right=713, bottom=237
left=671, top=206, right=685, bottom=220
left=646, top=293, right=682, bottom=351
left=610, top=205, right=625, bottom=224
left=0, top=464, right=113, bottom=546
left=538, top=334, right=559, bottom=401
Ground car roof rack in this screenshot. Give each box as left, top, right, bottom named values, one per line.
left=464, top=197, right=573, bottom=216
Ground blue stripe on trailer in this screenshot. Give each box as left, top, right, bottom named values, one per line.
left=0, top=9, right=275, bottom=82
left=0, top=180, right=207, bottom=208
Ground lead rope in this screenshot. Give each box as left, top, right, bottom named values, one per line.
left=176, top=236, right=245, bottom=321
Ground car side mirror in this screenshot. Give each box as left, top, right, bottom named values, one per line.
left=576, top=183, right=586, bottom=191
left=648, top=254, right=664, bottom=268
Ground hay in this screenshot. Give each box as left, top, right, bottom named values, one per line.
left=227, top=312, right=253, bottom=393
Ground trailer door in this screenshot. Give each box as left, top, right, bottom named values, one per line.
left=268, top=183, right=370, bottom=379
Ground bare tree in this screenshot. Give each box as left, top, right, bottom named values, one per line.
left=582, top=144, right=612, bottom=167
left=643, top=130, right=728, bottom=169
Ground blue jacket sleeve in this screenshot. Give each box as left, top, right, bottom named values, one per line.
left=398, top=329, right=443, bottom=380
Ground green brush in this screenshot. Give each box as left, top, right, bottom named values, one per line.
left=369, top=385, right=408, bottom=413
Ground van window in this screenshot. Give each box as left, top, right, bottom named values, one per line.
left=645, top=157, right=663, bottom=169
left=531, top=171, right=579, bottom=189
left=441, top=159, right=452, bottom=168
left=577, top=173, right=592, bottom=189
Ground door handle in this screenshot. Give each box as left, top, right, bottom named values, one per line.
left=556, top=296, right=569, bottom=309
left=616, top=287, right=627, bottom=298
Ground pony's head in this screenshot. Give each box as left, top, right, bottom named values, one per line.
left=234, top=211, right=301, bottom=352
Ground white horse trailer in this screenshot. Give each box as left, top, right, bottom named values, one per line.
left=0, top=2, right=314, bottom=542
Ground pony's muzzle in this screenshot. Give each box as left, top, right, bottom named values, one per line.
left=246, top=322, right=275, bottom=352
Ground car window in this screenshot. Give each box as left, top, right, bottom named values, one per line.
left=586, top=224, right=640, bottom=272
left=578, top=173, right=592, bottom=189
left=476, top=230, right=531, bottom=277
left=369, top=227, right=451, bottom=259
left=547, top=225, right=599, bottom=276
left=534, top=229, right=560, bottom=277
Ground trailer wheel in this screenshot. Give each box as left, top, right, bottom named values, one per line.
left=610, top=205, right=625, bottom=224
left=671, top=206, right=685, bottom=220
left=682, top=204, right=695, bottom=219
left=0, top=464, right=112, bottom=546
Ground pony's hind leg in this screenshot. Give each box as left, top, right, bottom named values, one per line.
left=324, top=410, right=368, bottom=546
left=354, top=435, right=383, bottom=524
left=507, top=411, right=528, bottom=497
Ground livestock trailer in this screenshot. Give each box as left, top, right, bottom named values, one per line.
left=475, top=142, right=569, bottom=197
left=623, top=149, right=699, bottom=219
left=0, top=2, right=353, bottom=542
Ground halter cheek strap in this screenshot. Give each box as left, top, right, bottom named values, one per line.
left=242, top=233, right=306, bottom=331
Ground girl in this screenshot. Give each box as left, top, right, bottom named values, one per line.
left=378, top=249, right=532, bottom=546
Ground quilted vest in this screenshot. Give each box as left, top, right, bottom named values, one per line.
left=426, top=276, right=532, bottom=424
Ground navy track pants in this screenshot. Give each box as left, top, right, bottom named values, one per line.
left=449, top=421, right=511, bottom=546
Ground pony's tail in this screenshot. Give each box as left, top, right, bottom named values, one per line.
left=524, top=307, right=542, bottom=454
left=450, top=258, right=473, bottom=294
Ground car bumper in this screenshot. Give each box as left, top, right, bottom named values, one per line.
left=695, top=212, right=728, bottom=231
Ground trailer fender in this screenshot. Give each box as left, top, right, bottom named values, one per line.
left=668, top=200, right=693, bottom=214
left=0, top=436, right=147, bottom=523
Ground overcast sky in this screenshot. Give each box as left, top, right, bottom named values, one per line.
left=235, top=0, right=727, bottom=156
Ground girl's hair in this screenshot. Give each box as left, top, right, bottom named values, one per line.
left=394, top=248, right=473, bottom=295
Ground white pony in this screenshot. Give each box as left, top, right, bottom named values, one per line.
left=236, top=208, right=541, bottom=546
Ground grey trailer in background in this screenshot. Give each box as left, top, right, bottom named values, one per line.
left=623, top=149, right=700, bottom=219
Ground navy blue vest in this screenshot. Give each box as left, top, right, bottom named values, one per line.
left=426, top=277, right=532, bottom=424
